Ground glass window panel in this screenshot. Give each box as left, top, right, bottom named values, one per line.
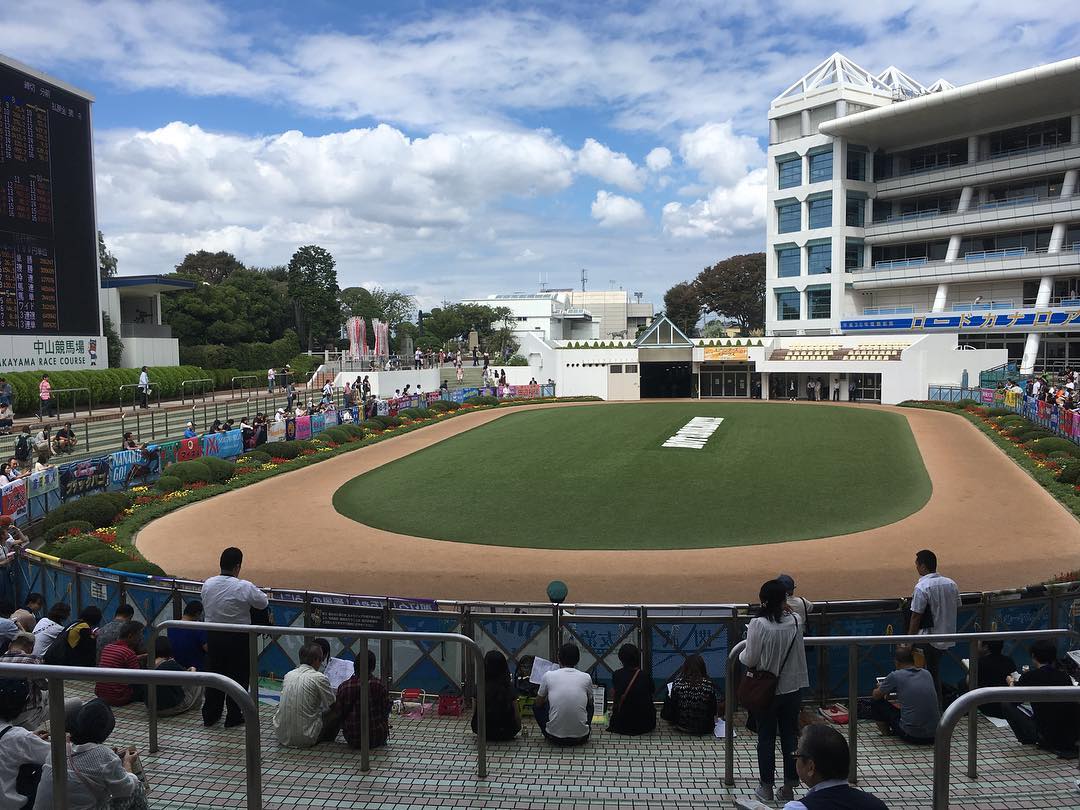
left=807, top=242, right=831, bottom=274
left=808, top=150, right=833, bottom=182
left=847, top=146, right=866, bottom=181
left=807, top=289, right=831, bottom=320
left=777, top=247, right=800, bottom=277
left=808, top=196, right=832, bottom=229
left=846, top=195, right=864, bottom=227
left=777, top=157, right=801, bottom=189
left=776, top=291, right=800, bottom=320
left=777, top=202, right=801, bottom=233
left=845, top=242, right=864, bottom=270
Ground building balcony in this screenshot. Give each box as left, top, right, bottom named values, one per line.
left=872, top=141, right=1080, bottom=198
left=851, top=243, right=1080, bottom=289
left=119, top=322, right=173, bottom=339
left=864, top=194, right=1080, bottom=243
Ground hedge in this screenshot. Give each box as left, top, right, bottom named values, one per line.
left=321, top=427, right=350, bottom=444
left=240, top=451, right=272, bottom=465
left=44, top=535, right=105, bottom=559
left=267, top=441, right=305, bottom=459
left=178, top=331, right=301, bottom=372
left=464, top=395, right=499, bottom=406
left=154, top=475, right=182, bottom=493
left=428, top=401, right=451, bottom=412
left=1058, top=464, right=1080, bottom=485
left=39, top=492, right=131, bottom=532
left=108, top=560, right=168, bottom=577
left=167, top=461, right=212, bottom=484
left=360, top=420, right=385, bottom=432
left=1028, top=437, right=1080, bottom=458
left=200, top=456, right=236, bottom=483
left=42, top=520, right=95, bottom=544
left=71, top=547, right=129, bottom=567
left=3, top=365, right=210, bottom=415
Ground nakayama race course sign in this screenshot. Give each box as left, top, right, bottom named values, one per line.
left=662, top=417, right=724, bottom=449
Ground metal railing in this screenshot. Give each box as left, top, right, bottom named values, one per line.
left=180, top=378, right=215, bottom=405
left=231, top=375, right=260, bottom=401
left=934, top=685, right=1080, bottom=808
left=148, top=621, right=489, bottom=777
left=0, top=661, right=261, bottom=810
left=723, top=628, right=1071, bottom=787
left=41, top=386, right=92, bottom=419
left=118, top=382, right=160, bottom=412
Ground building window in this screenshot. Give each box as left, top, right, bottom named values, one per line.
left=610, top=365, right=623, bottom=373
left=777, top=157, right=801, bottom=189
left=776, top=290, right=800, bottom=320
left=959, top=227, right=1053, bottom=257
left=777, top=246, right=800, bottom=277
left=777, top=201, right=801, bottom=233
left=845, top=240, right=864, bottom=271
left=807, top=196, right=832, bottom=229
left=847, top=146, right=867, bottom=181
left=807, top=289, right=831, bottom=320
left=988, top=117, right=1071, bottom=158
left=875, top=139, right=967, bottom=179
left=808, top=150, right=833, bottom=183
left=845, top=194, right=865, bottom=227
left=625, top=364, right=638, bottom=373
left=807, top=242, right=831, bottom=275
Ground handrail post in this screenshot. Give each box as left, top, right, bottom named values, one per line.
left=847, top=644, right=858, bottom=784
left=967, top=644, right=979, bottom=779
left=47, top=678, right=67, bottom=807
left=148, top=625, right=160, bottom=752
left=724, top=640, right=744, bottom=786
left=249, top=632, right=259, bottom=707
left=475, top=636, right=488, bottom=778
left=360, top=632, right=370, bottom=772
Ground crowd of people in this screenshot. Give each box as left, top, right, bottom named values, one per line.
left=1001, top=369, right=1080, bottom=411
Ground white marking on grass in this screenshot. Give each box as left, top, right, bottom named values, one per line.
left=661, top=416, right=724, bottom=449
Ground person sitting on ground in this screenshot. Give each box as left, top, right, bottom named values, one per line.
left=96, top=621, right=147, bottom=707
left=335, top=650, right=392, bottom=750
left=152, top=637, right=203, bottom=717
left=870, top=645, right=938, bottom=744
left=1002, top=639, right=1080, bottom=757
left=97, top=604, right=136, bottom=661
left=0, top=632, right=49, bottom=731
left=31, top=602, right=70, bottom=656
left=274, top=642, right=339, bottom=748
left=167, top=600, right=207, bottom=671
left=664, top=654, right=719, bottom=736
left=36, top=697, right=148, bottom=810
left=969, top=639, right=1017, bottom=718
left=0, top=677, right=50, bottom=807
left=782, top=723, right=889, bottom=810
left=609, top=643, right=655, bottom=736
left=9, top=610, right=35, bottom=634
left=44, top=605, right=102, bottom=667
left=32, top=427, right=51, bottom=461
left=54, top=421, right=78, bottom=454
left=534, top=642, right=593, bottom=746
left=471, top=650, right=521, bottom=741
left=0, top=402, right=13, bottom=436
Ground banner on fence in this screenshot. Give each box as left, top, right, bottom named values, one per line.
left=108, top=448, right=160, bottom=491
left=311, top=413, right=325, bottom=435
left=295, top=415, right=312, bottom=441
left=267, top=421, right=286, bottom=443
left=58, top=456, right=110, bottom=500
left=176, top=437, right=202, bottom=462
left=200, top=429, right=243, bottom=460
left=0, top=479, right=28, bottom=523
left=27, top=467, right=60, bottom=521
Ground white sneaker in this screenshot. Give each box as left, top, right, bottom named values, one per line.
left=754, top=783, right=774, bottom=802
left=777, top=783, right=796, bottom=801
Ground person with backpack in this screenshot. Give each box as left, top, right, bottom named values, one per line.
left=31, top=603, right=70, bottom=657
left=0, top=633, right=48, bottom=731
left=13, top=427, right=32, bottom=467
left=0, top=678, right=49, bottom=808
left=44, top=606, right=103, bottom=668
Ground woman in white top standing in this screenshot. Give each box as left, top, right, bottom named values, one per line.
left=739, top=579, right=809, bottom=804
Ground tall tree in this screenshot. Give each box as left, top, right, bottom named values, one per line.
left=368, top=287, right=416, bottom=327
left=662, top=282, right=702, bottom=337
left=287, top=245, right=340, bottom=350
left=695, top=253, right=766, bottom=335
left=98, top=231, right=117, bottom=281
left=175, top=250, right=244, bottom=284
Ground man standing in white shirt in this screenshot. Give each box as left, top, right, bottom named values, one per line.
left=138, top=366, right=150, bottom=408
left=274, top=642, right=339, bottom=747
left=908, top=549, right=961, bottom=706
left=533, top=642, right=593, bottom=746
left=200, top=547, right=269, bottom=727
left=267, top=367, right=276, bottom=393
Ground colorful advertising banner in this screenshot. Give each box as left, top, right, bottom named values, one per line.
left=703, top=346, right=749, bottom=361
left=295, top=415, right=312, bottom=441
left=27, top=467, right=60, bottom=521
left=58, top=456, right=110, bottom=500
left=311, top=413, right=325, bottom=435
left=176, top=437, right=202, bottom=462
left=108, top=449, right=156, bottom=491
left=0, top=479, right=28, bottom=524
left=267, top=421, right=286, bottom=443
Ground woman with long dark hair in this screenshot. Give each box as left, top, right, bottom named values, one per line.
left=609, top=643, right=655, bottom=735
left=663, top=653, right=718, bottom=735
left=739, top=579, right=809, bottom=804
left=471, top=650, right=521, bottom=741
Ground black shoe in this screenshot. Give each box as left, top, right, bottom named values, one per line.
left=203, top=714, right=222, bottom=727
left=224, top=717, right=246, bottom=728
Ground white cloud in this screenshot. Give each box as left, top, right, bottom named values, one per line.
left=678, top=122, right=765, bottom=186
left=662, top=169, right=767, bottom=239
left=576, top=139, right=645, bottom=191
left=514, top=248, right=542, bottom=263
left=645, top=147, right=672, bottom=172
left=591, top=191, right=647, bottom=228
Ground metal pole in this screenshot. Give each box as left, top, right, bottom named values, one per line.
left=967, top=644, right=979, bottom=779
left=47, top=678, right=67, bottom=807
left=360, top=633, right=370, bottom=772
left=725, top=640, right=744, bottom=786
left=148, top=625, right=160, bottom=752
left=847, top=645, right=858, bottom=784
left=476, top=642, right=488, bottom=779
left=249, top=632, right=259, bottom=706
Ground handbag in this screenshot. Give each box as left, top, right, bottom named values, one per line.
left=737, top=615, right=800, bottom=714
left=437, top=692, right=463, bottom=716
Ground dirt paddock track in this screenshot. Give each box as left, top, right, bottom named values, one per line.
left=136, top=401, right=1080, bottom=605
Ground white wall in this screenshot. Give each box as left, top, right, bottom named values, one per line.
left=333, top=368, right=440, bottom=397
left=556, top=364, right=609, bottom=398
left=489, top=366, right=537, bottom=385
left=123, top=337, right=179, bottom=369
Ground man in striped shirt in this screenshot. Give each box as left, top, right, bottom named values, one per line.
left=96, top=621, right=147, bottom=706
left=273, top=642, right=338, bottom=747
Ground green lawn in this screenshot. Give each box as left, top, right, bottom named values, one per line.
left=332, top=402, right=932, bottom=550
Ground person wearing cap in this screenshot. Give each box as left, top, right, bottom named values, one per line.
left=0, top=677, right=50, bottom=806
left=777, top=574, right=813, bottom=626
left=35, top=698, right=147, bottom=809
left=183, top=421, right=197, bottom=439
left=275, top=408, right=286, bottom=423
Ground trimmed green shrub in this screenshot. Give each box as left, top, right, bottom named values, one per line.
left=201, top=456, right=236, bottom=483
left=464, top=395, right=499, bottom=406
left=167, top=461, right=212, bottom=484
left=42, top=520, right=94, bottom=544
left=321, top=427, right=350, bottom=444
left=986, top=406, right=1013, bottom=417
left=39, top=493, right=127, bottom=532
left=380, top=415, right=403, bottom=428
left=360, top=420, right=385, bottom=432
left=47, top=536, right=105, bottom=560
left=1028, top=437, right=1080, bottom=457
left=240, top=451, right=272, bottom=465
left=428, top=400, right=451, bottom=412
left=339, top=424, right=364, bottom=439
left=1012, top=428, right=1053, bottom=443
left=71, top=547, right=129, bottom=568
left=444, top=401, right=461, bottom=411
left=109, top=560, right=168, bottom=577
left=1057, top=463, right=1080, bottom=485
left=1049, top=451, right=1076, bottom=460
left=268, top=441, right=303, bottom=459
left=154, top=475, right=182, bottom=493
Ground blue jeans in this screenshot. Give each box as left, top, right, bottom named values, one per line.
left=756, top=689, right=800, bottom=786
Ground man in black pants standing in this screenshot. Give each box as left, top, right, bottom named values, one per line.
left=200, top=547, right=269, bottom=727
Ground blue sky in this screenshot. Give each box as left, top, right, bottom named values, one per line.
left=2, top=0, right=1078, bottom=309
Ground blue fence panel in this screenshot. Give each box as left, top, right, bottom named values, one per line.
left=257, top=600, right=308, bottom=680
left=987, top=598, right=1052, bottom=660
left=41, top=566, right=76, bottom=612
left=561, top=618, right=638, bottom=689
left=820, top=613, right=902, bottom=699
left=391, top=612, right=463, bottom=694
left=473, top=616, right=552, bottom=680
left=648, top=619, right=732, bottom=699
left=78, top=573, right=121, bottom=618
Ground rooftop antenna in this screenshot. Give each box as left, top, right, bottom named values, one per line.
left=609, top=279, right=618, bottom=290
left=581, top=268, right=588, bottom=292
left=634, top=291, right=643, bottom=303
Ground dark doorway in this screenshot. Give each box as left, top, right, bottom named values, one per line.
left=640, top=362, right=692, bottom=398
